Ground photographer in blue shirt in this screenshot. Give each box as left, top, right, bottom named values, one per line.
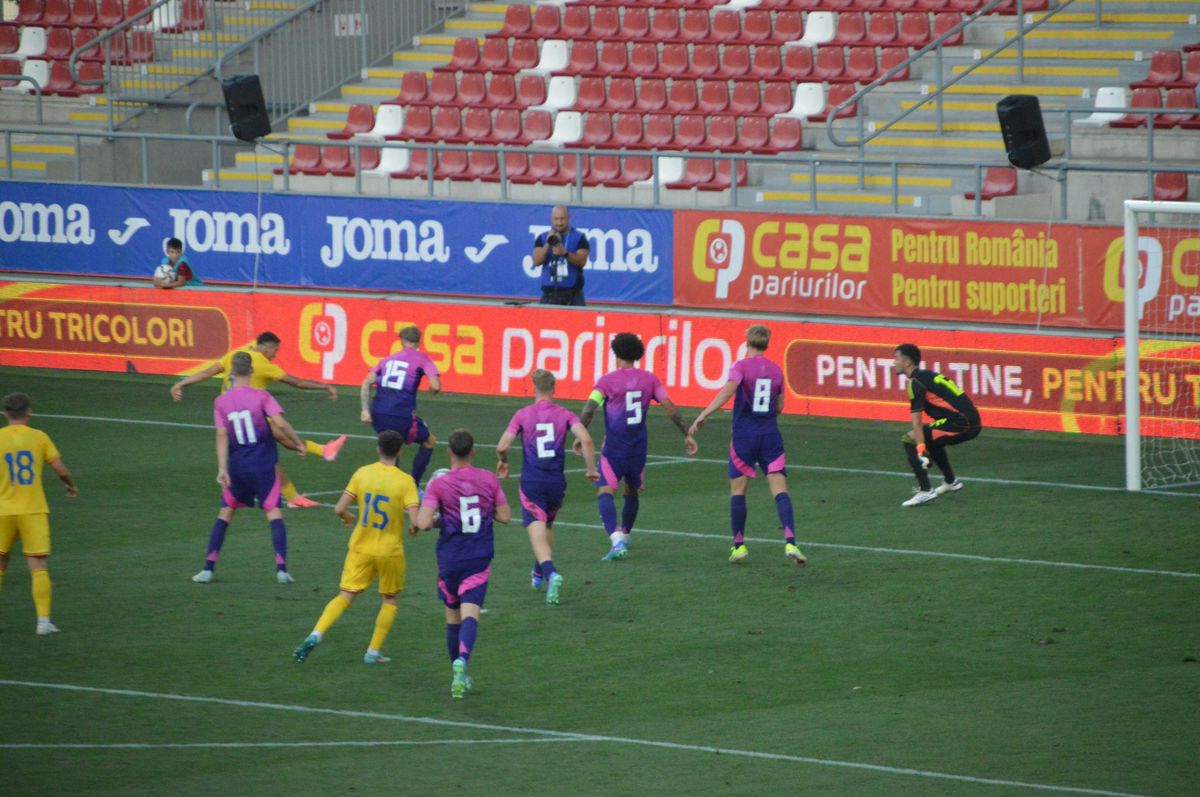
left=531, top=205, right=589, bottom=306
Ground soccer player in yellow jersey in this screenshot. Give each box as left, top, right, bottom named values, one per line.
left=293, top=430, right=420, bottom=665
left=170, top=331, right=347, bottom=508
left=0, top=392, right=77, bottom=635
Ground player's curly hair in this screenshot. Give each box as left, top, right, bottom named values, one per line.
left=895, top=343, right=921, bottom=366
left=610, top=332, right=644, bottom=363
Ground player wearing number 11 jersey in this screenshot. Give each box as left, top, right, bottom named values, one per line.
left=689, top=325, right=806, bottom=567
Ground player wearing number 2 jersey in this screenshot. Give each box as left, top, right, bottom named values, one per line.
left=496, top=370, right=597, bottom=606
left=893, top=343, right=981, bottom=507
left=576, top=332, right=697, bottom=562
left=690, top=326, right=806, bottom=567
left=416, top=429, right=512, bottom=698
left=361, top=325, right=442, bottom=488
left=293, top=430, right=420, bottom=665
left=193, top=352, right=306, bottom=585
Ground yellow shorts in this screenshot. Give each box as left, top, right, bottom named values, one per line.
left=0, top=513, right=51, bottom=556
left=339, top=550, right=406, bottom=596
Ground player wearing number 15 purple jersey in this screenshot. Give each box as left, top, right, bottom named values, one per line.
left=576, top=333, right=697, bottom=562
left=360, top=325, right=442, bottom=486
left=495, top=370, right=596, bottom=607
left=690, top=326, right=806, bottom=568
left=193, top=352, right=307, bottom=585
left=417, top=429, right=512, bottom=699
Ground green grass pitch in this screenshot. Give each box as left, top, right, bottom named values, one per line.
left=0, top=367, right=1196, bottom=797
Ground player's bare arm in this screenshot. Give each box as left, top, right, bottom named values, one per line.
left=270, top=415, right=307, bottom=456
left=427, top=373, right=442, bottom=395
left=416, top=503, right=437, bottom=532
left=215, top=426, right=231, bottom=487
left=170, top=361, right=223, bottom=401
left=495, top=500, right=513, bottom=525
left=571, top=422, right=599, bottom=481
left=333, top=491, right=355, bottom=526
left=405, top=504, right=420, bottom=536
left=573, top=398, right=600, bottom=455
left=359, top=371, right=375, bottom=423
left=495, top=431, right=516, bottom=479
left=689, top=380, right=739, bottom=436
left=49, top=458, right=77, bottom=498
left=662, top=398, right=699, bottom=455
left=279, top=373, right=337, bottom=400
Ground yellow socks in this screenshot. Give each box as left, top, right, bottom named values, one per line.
left=0, top=569, right=6, bottom=592
left=304, top=440, right=324, bottom=458
left=369, top=603, right=397, bottom=652
left=281, top=481, right=299, bottom=501
left=314, top=594, right=351, bottom=636
left=32, top=569, right=51, bottom=619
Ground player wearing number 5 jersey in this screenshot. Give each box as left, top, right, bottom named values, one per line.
left=576, top=332, right=697, bottom=562
left=416, top=429, right=511, bottom=698
left=496, top=370, right=597, bottom=606
left=690, top=326, right=806, bottom=567
left=0, top=392, right=77, bottom=636
left=193, top=352, right=306, bottom=585
left=894, top=343, right=981, bottom=507
left=294, top=430, right=420, bottom=665
left=360, top=325, right=441, bottom=488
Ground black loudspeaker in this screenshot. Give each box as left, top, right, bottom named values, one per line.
left=222, top=74, right=272, bottom=142
left=996, top=94, right=1051, bottom=170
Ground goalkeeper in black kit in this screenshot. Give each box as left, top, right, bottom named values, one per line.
left=893, top=343, right=981, bottom=507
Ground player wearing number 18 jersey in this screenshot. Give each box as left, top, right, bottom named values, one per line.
left=361, top=325, right=442, bottom=487
left=690, top=326, right=806, bottom=567
left=496, top=370, right=597, bottom=606
left=894, top=343, right=981, bottom=507
left=416, top=429, right=511, bottom=698
left=577, top=333, right=697, bottom=561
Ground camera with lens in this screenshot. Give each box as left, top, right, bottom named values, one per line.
left=547, top=233, right=562, bottom=248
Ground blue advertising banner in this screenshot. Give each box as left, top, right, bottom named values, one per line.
left=0, top=182, right=674, bottom=304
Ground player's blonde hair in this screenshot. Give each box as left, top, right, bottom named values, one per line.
left=532, top=369, right=556, bottom=393
left=746, top=325, right=771, bottom=351
left=399, top=325, right=421, bottom=344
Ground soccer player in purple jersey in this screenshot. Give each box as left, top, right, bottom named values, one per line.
left=495, top=369, right=597, bottom=606
left=575, top=332, right=697, bottom=561
left=360, top=325, right=442, bottom=487
left=416, top=428, right=512, bottom=698
left=193, top=352, right=307, bottom=584
left=689, top=325, right=807, bottom=567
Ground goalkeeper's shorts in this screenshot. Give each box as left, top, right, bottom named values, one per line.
left=926, top=417, right=981, bottom=446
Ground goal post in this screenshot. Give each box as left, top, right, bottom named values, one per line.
left=1123, top=199, right=1200, bottom=492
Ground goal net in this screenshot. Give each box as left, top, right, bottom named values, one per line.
left=1123, top=199, right=1200, bottom=492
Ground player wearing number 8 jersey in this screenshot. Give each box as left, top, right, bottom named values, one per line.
left=293, top=430, right=420, bottom=665
left=576, top=332, right=697, bottom=561
left=690, top=326, right=806, bottom=567
left=0, top=392, right=77, bottom=635
left=360, top=326, right=442, bottom=488
left=894, top=343, right=981, bottom=507
left=193, top=352, right=306, bottom=584
left=416, top=429, right=512, bottom=698
left=496, top=370, right=597, bottom=606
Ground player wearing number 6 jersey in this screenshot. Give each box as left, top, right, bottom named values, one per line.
left=893, top=343, right=981, bottom=507
left=360, top=325, right=442, bottom=488
left=293, top=430, right=420, bottom=665
left=496, top=370, right=597, bottom=606
left=576, top=332, right=697, bottom=561
left=0, top=392, right=77, bottom=636
left=193, top=352, right=306, bottom=584
left=416, top=429, right=512, bottom=698
left=689, top=326, right=806, bottom=567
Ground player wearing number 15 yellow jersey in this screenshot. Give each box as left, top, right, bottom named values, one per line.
left=293, top=430, right=420, bottom=665
left=0, top=392, right=78, bottom=636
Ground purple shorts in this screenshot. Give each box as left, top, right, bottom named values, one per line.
left=519, top=480, right=565, bottom=526
left=222, top=469, right=282, bottom=511
left=372, top=412, right=430, bottom=446
left=596, top=450, right=646, bottom=491
left=437, top=557, right=492, bottom=609
left=728, top=430, right=787, bottom=479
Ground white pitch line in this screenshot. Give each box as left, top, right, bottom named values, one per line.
left=0, top=738, right=583, bottom=750
left=39, top=412, right=1200, bottom=498
left=552, top=521, right=1200, bottom=579
left=0, top=679, right=1155, bottom=797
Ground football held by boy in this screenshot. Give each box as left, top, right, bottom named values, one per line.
left=496, top=370, right=597, bottom=606
left=689, top=325, right=806, bottom=567
left=893, top=343, right=982, bottom=506
left=576, top=332, right=697, bottom=561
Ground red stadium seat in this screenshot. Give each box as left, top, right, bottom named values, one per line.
left=915, top=0, right=948, bottom=10
left=705, top=115, right=738, bottom=151
left=465, top=150, right=499, bottom=180
left=689, top=43, right=719, bottom=79
left=679, top=8, right=710, bottom=44
left=0, top=27, right=17, bottom=55
left=883, top=0, right=918, bottom=10
left=1153, top=172, right=1189, bottom=202
left=47, top=27, right=76, bottom=60
left=548, top=152, right=589, bottom=188
left=813, top=46, right=847, bottom=82
left=435, top=150, right=470, bottom=180
left=1110, top=87, right=1161, bottom=128
left=932, top=12, right=963, bottom=46
left=643, top=113, right=674, bottom=148
left=809, top=83, right=858, bottom=121
left=124, top=30, right=153, bottom=63
left=659, top=43, right=690, bottom=78
left=629, top=41, right=659, bottom=76
left=841, top=46, right=879, bottom=83
left=897, top=12, right=931, bottom=47
left=509, top=152, right=560, bottom=185
left=832, top=12, right=867, bottom=45
left=561, top=5, right=591, bottom=39
left=612, top=111, right=644, bottom=149
left=529, top=4, right=561, bottom=39
left=460, top=106, right=492, bottom=141
left=315, top=146, right=352, bottom=177
left=729, top=80, right=761, bottom=115
left=438, top=37, right=479, bottom=73
left=4, top=0, right=45, bottom=27
left=604, top=77, right=637, bottom=112
left=588, top=7, right=619, bottom=41
left=717, top=44, right=751, bottom=79
left=879, top=46, right=911, bottom=81
left=162, top=0, right=205, bottom=33
left=964, top=167, right=1017, bottom=200
left=425, top=72, right=457, bottom=106
left=765, top=116, right=803, bottom=153
left=666, top=79, right=698, bottom=113
left=562, top=39, right=598, bottom=75
left=0, top=58, right=22, bottom=88
left=70, top=0, right=99, bottom=28
left=609, top=154, right=652, bottom=186
left=761, top=80, right=793, bottom=115
left=620, top=7, right=650, bottom=40
left=673, top=115, right=707, bottom=149
left=508, top=38, right=538, bottom=72
left=1169, top=51, right=1200, bottom=89
left=388, top=105, right=432, bottom=141
left=710, top=10, right=741, bottom=45
left=570, top=76, right=607, bottom=112
left=665, top=157, right=715, bottom=189
left=516, top=74, right=547, bottom=109
left=581, top=111, right=614, bottom=147
left=1153, top=87, right=1198, bottom=128
left=949, top=0, right=982, bottom=10
left=596, top=41, right=629, bottom=77
left=43, top=0, right=71, bottom=25
left=588, top=154, right=621, bottom=186
left=865, top=12, right=898, bottom=45
left=522, top=109, right=553, bottom=143
left=696, top=80, right=730, bottom=114
left=737, top=116, right=770, bottom=151
left=854, top=0, right=888, bottom=10
left=484, top=150, right=525, bottom=182
left=492, top=108, right=523, bottom=145
left=771, top=11, right=804, bottom=44
left=750, top=44, right=782, bottom=78
left=456, top=72, right=486, bottom=106
left=1132, top=50, right=1182, bottom=89
left=475, top=37, right=510, bottom=73
left=498, top=5, right=531, bottom=38
left=327, top=103, right=374, bottom=140
left=698, top=159, right=749, bottom=191
left=389, top=148, right=432, bottom=181
left=392, top=71, right=426, bottom=105
left=650, top=8, right=681, bottom=42
left=431, top=106, right=462, bottom=142
left=780, top=46, right=814, bottom=81
left=48, top=59, right=101, bottom=96
left=636, top=77, right=668, bottom=113
left=488, top=73, right=517, bottom=107
left=738, top=10, right=772, bottom=44
left=274, top=144, right=321, bottom=175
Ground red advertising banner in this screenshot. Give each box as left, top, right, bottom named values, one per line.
left=2, top=282, right=1198, bottom=438
left=673, top=211, right=1200, bottom=333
